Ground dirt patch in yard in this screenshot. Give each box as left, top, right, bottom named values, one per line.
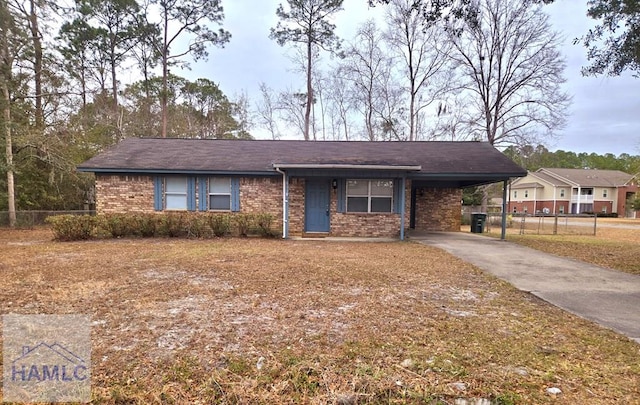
left=1, top=228, right=639, bottom=403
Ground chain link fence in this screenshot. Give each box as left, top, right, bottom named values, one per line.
left=462, top=212, right=599, bottom=236
left=0, top=211, right=95, bottom=228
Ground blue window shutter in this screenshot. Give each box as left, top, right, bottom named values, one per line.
left=393, top=179, right=402, bottom=214
left=337, top=179, right=346, bottom=213
left=153, top=176, right=163, bottom=211
left=231, top=178, right=240, bottom=212
left=198, top=178, right=208, bottom=211
left=187, top=177, right=196, bottom=211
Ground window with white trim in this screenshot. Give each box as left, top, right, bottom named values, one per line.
left=560, top=189, right=565, bottom=198
left=513, top=190, right=518, bottom=199
left=559, top=205, right=565, bottom=214
left=165, top=177, right=188, bottom=210
left=209, top=177, right=231, bottom=210
left=346, top=180, right=393, bottom=213
left=524, top=190, right=529, bottom=198
left=602, top=189, right=608, bottom=198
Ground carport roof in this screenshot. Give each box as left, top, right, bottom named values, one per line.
left=78, top=138, right=526, bottom=186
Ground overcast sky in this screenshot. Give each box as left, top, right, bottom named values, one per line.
left=186, top=0, right=639, bottom=156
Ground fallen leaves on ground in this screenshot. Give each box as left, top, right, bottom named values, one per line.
left=1, top=228, right=639, bottom=404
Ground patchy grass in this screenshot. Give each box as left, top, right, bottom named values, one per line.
left=487, top=225, right=640, bottom=275
left=1, top=228, right=639, bottom=404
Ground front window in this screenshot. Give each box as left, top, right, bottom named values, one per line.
left=347, top=180, right=393, bottom=213
left=603, top=189, right=608, bottom=198
left=524, top=190, right=529, bottom=198
left=165, top=177, right=187, bottom=210
left=209, top=177, right=231, bottom=210
left=560, top=189, right=565, bottom=198
left=513, top=190, right=518, bottom=199
left=559, top=205, right=565, bottom=214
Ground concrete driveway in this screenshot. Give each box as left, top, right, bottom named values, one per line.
left=412, top=232, right=640, bottom=343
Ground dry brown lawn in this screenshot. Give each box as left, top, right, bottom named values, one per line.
left=1, top=228, right=639, bottom=404
left=487, top=222, right=640, bottom=275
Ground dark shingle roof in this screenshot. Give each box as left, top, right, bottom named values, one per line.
left=78, top=138, right=526, bottom=180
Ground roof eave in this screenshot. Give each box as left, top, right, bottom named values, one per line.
left=273, top=163, right=422, bottom=171
left=77, top=167, right=278, bottom=176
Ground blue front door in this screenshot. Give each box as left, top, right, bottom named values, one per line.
left=305, top=179, right=330, bottom=232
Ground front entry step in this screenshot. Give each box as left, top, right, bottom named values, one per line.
left=302, top=232, right=329, bottom=238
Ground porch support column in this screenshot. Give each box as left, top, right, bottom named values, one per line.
left=400, top=176, right=406, bottom=241
left=501, top=179, right=508, bottom=240
left=577, top=186, right=581, bottom=214
left=275, top=167, right=289, bottom=239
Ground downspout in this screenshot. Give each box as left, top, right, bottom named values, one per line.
left=274, top=167, right=289, bottom=239
left=501, top=179, right=508, bottom=240
left=400, top=176, right=406, bottom=241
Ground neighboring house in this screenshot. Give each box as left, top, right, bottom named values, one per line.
left=78, top=138, right=526, bottom=239
left=508, top=168, right=639, bottom=217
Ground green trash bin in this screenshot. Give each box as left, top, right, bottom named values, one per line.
left=471, top=213, right=486, bottom=233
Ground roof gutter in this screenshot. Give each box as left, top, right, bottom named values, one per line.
left=272, top=163, right=422, bottom=171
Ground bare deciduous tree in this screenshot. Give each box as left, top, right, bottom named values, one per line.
left=447, top=0, right=570, bottom=147
left=256, top=82, right=281, bottom=140
left=277, top=89, right=308, bottom=138
left=384, top=0, right=452, bottom=141
left=339, top=20, right=391, bottom=141
left=323, top=69, right=353, bottom=140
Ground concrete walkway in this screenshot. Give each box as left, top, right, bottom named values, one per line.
left=412, top=232, right=640, bottom=343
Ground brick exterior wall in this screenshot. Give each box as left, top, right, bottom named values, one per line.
left=239, top=177, right=283, bottom=229
left=413, top=187, right=462, bottom=232
left=509, top=200, right=570, bottom=214
left=287, top=178, right=306, bottom=236
left=95, top=175, right=461, bottom=236
left=510, top=199, right=617, bottom=215
left=617, top=186, right=639, bottom=217
left=330, top=212, right=401, bottom=237
left=286, top=178, right=407, bottom=238
left=96, top=175, right=155, bottom=214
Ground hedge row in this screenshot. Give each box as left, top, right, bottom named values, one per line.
left=45, top=212, right=279, bottom=241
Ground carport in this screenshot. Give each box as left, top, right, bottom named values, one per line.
left=409, top=173, right=524, bottom=240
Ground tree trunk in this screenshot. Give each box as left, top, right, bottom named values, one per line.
left=160, top=6, right=169, bottom=138
left=409, top=91, right=416, bottom=141
left=304, top=40, right=312, bottom=141
left=28, top=0, right=43, bottom=128
left=111, top=55, right=118, bottom=112
left=0, top=0, right=16, bottom=227
left=2, top=80, right=16, bottom=227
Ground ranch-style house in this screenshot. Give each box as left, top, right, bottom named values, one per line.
left=78, top=138, right=527, bottom=239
